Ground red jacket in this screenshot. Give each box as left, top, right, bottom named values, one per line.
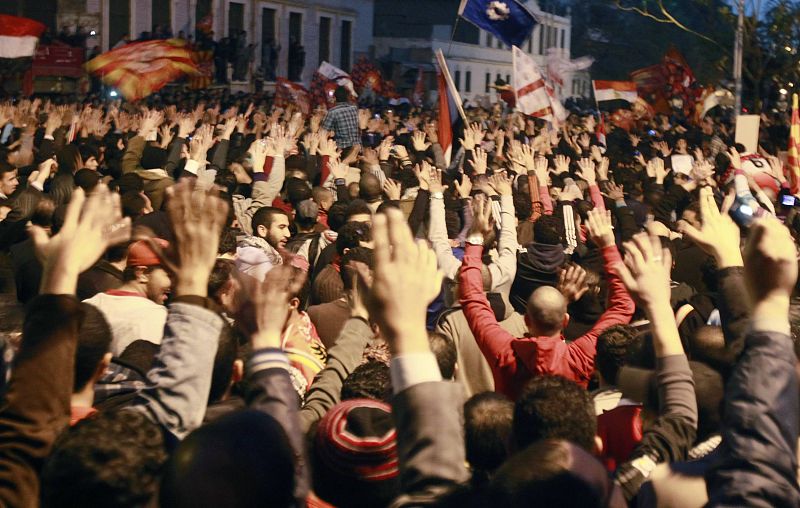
left=459, top=243, right=634, bottom=400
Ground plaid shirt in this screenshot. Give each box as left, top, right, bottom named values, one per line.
left=322, top=102, right=361, bottom=148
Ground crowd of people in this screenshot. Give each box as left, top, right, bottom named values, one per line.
left=0, top=83, right=798, bottom=507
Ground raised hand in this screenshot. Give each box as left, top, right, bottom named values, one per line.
left=557, top=264, right=589, bottom=303
left=423, top=123, right=439, bottom=144
left=616, top=231, right=672, bottom=311
left=646, top=158, right=668, bottom=184
left=603, top=181, right=625, bottom=203
left=469, top=147, right=488, bottom=175
left=365, top=208, right=443, bottom=353
left=378, top=136, right=393, bottom=161
left=360, top=147, right=379, bottom=166
left=585, top=209, right=615, bottom=248
left=383, top=179, right=402, bottom=201
left=468, top=193, right=494, bottom=238
left=166, top=179, right=229, bottom=297
left=743, top=216, right=798, bottom=316
left=677, top=187, right=741, bottom=268
left=31, top=185, right=129, bottom=295
left=302, top=131, right=320, bottom=155
left=554, top=154, right=571, bottom=175
left=533, top=156, right=550, bottom=183
left=453, top=176, right=473, bottom=199
left=489, top=172, right=513, bottom=196
left=177, top=114, right=196, bottom=140
left=576, top=158, right=597, bottom=185
left=189, top=124, right=214, bottom=162
left=317, top=136, right=340, bottom=158
left=138, top=110, right=164, bottom=138
left=597, top=157, right=610, bottom=182
left=159, top=124, right=174, bottom=149
left=426, top=162, right=447, bottom=194
left=412, top=163, right=431, bottom=191
left=411, top=130, right=431, bottom=152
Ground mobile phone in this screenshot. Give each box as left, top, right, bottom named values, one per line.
left=648, top=129, right=656, bottom=136
left=729, top=200, right=763, bottom=228
left=783, top=195, right=796, bottom=207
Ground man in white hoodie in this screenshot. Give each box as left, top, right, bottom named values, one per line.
left=236, top=206, right=291, bottom=281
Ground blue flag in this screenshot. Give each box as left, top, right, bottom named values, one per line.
left=458, top=0, right=537, bottom=48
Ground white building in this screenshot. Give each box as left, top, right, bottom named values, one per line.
left=373, top=0, right=590, bottom=104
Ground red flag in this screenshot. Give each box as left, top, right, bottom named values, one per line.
left=0, top=14, right=45, bottom=59
left=789, top=94, right=800, bottom=193
left=85, top=39, right=198, bottom=100
left=275, top=77, right=310, bottom=115
left=596, top=114, right=606, bottom=147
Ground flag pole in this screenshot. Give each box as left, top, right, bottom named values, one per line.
left=449, top=0, right=469, bottom=57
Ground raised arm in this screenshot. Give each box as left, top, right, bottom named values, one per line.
left=427, top=163, right=462, bottom=279
left=613, top=229, right=697, bottom=501
left=459, top=196, right=518, bottom=393
left=359, top=209, right=468, bottom=507
left=487, top=173, right=519, bottom=291
left=705, top=217, right=800, bottom=507
left=0, top=186, right=127, bottom=507
left=130, top=180, right=228, bottom=440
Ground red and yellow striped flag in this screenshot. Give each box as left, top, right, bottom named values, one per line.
left=85, top=39, right=198, bottom=101
left=789, top=94, right=800, bottom=193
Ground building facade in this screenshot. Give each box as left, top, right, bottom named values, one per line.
left=4, top=0, right=374, bottom=86
left=373, top=0, right=590, bottom=104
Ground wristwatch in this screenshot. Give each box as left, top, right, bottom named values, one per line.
left=431, top=191, right=444, bottom=200
left=466, top=234, right=484, bottom=246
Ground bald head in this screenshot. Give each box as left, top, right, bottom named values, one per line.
left=526, top=286, right=567, bottom=336
left=359, top=173, right=383, bottom=203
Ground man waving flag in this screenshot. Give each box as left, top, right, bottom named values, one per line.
left=459, top=0, right=537, bottom=48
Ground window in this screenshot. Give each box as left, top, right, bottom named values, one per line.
left=496, top=38, right=502, bottom=49
left=486, top=34, right=493, bottom=47
left=560, top=28, right=565, bottom=49
left=109, top=0, right=130, bottom=48
left=485, top=72, right=491, bottom=93
left=527, top=36, right=532, bottom=53
left=340, top=19, right=352, bottom=71
left=506, top=74, right=510, bottom=85
left=318, top=16, right=331, bottom=64
left=465, top=71, right=471, bottom=92
left=152, top=0, right=171, bottom=33
left=288, top=12, right=303, bottom=81
left=454, top=70, right=461, bottom=91
left=228, top=2, right=244, bottom=36
left=538, top=24, right=545, bottom=54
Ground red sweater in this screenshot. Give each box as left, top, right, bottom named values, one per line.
left=459, top=243, right=634, bottom=400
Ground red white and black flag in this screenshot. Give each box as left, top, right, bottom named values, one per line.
left=0, top=14, right=46, bottom=74
left=0, top=15, right=45, bottom=58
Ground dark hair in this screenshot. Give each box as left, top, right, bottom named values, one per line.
left=340, top=247, right=374, bottom=291
left=595, top=325, right=637, bottom=386
left=533, top=215, right=563, bottom=245
left=428, top=331, right=456, bottom=380
left=488, top=439, right=617, bottom=508
left=208, top=322, right=239, bottom=404
left=74, top=168, right=101, bottom=193
left=30, top=197, right=56, bottom=228
left=464, top=392, right=514, bottom=482
left=341, top=360, right=392, bottom=401
left=327, top=201, right=349, bottom=232
left=208, top=259, right=236, bottom=301
left=0, top=160, right=15, bottom=178
left=251, top=206, right=290, bottom=237
left=334, top=85, right=349, bottom=103
left=73, top=303, right=112, bottom=392
left=345, top=199, right=372, bottom=220
left=78, top=144, right=99, bottom=165
left=214, top=169, right=238, bottom=196
left=218, top=227, right=238, bottom=256
left=513, top=376, right=596, bottom=452
left=115, top=173, right=144, bottom=194
left=286, top=177, right=312, bottom=207
left=41, top=410, right=167, bottom=508
left=121, top=191, right=147, bottom=220
left=160, top=410, right=295, bottom=508
left=335, top=221, right=372, bottom=256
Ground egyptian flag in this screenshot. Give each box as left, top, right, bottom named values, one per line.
left=0, top=15, right=45, bottom=74
left=596, top=114, right=607, bottom=147
left=593, top=80, right=638, bottom=110
left=435, top=49, right=465, bottom=167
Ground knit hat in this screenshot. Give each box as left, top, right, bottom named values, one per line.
left=311, top=264, right=344, bottom=304
left=312, top=399, right=399, bottom=507
left=127, top=238, right=168, bottom=267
